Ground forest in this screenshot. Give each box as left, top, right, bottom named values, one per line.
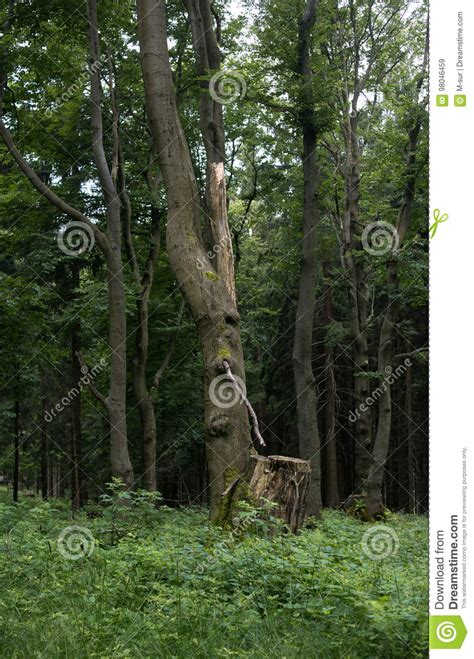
left=0, top=0, right=429, bottom=656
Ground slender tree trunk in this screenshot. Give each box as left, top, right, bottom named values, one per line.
left=137, top=0, right=251, bottom=515
left=0, top=0, right=135, bottom=489
left=112, top=57, right=160, bottom=492
left=13, top=395, right=19, bottom=502
left=364, top=19, right=427, bottom=520
left=133, top=283, right=157, bottom=491
left=365, top=125, right=425, bottom=519
left=343, top=128, right=372, bottom=491
left=40, top=379, right=49, bottom=500
left=87, top=0, right=134, bottom=489
left=105, top=247, right=134, bottom=487
left=292, top=0, right=322, bottom=517
left=323, top=262, right=339, bottom=507
left=365, top=266, right=396, bottom=517
left=406, top=364, right=416, bottom=513
left=71, top=317, right=83, bottom=510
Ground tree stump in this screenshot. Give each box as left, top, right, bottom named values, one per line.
left=249, top=455, right=311, bottom=533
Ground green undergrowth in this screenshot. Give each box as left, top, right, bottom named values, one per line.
left=0, top=489, right=428, bottom=658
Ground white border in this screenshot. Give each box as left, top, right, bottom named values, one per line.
left=430, top=0, right=474, bottom=654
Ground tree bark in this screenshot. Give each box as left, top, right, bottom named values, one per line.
left=365, top=26, right=428, bottom=519
left=40, top=377, right=49, bottom=500
left=71, top=316, right=83, bottom=510
left=137, top=0, right=251, bottom=515
left=133, top=269, right=158, bottom=491
left=342, top=107, right=373, bottom=491
left=87, top=0, right=134, bottom=489
left=323, top=262, right=339, bottom=507
left=0, top=0, right=135, bottom=489
left=292, top=0, right=322, bottom=517
left=111, top=52, right=161, bottom=492
left=406, top=363, right=416, bottom=513
left=124, top=189, right=160, bottom=492
left=249, top=455, right=311, bottom=532
left=13, top=394, right=19, bottom=502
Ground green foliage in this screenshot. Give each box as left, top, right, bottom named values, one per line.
left=0, top=492, right=428, bottom=657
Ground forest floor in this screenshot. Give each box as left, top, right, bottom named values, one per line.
left=0, top=489, right=428, bottom=658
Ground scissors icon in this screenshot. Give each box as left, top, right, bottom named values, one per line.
left=429, top=209, right=448, bottom=239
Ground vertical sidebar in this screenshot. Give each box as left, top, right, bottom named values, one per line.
left=430, top=0, right=474, bottom=655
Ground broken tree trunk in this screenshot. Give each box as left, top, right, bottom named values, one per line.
left=250, top=455, right=311, bottom=533
left=215, top=455, right=311, bottom=533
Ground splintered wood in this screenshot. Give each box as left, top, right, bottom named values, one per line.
left=250, top=455, right=311, bottom=533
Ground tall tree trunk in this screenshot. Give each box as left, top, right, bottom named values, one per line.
left=406, top=363, right=416, bottom=513
left=13, top=395, right=19, bottom=502
left=104, top=247, right=134, bottom=488
left=71, top=316, right=83, bottom=510
left=112, top=56, right=161, bottom=492
left=364, top=20, right=428, bottom=518
left=40, top=377, right=49, bottom=500
left=133, top=282, right=157, bottom=491
left=342, top=107, right=372, bottom=492
left=365, top=43, right=427, bottom=518
left=291, top=0, right=322, bottom=517
left=87, top=0, right=134, bottom=488
left=323, top=262, right=339, bottom=507
left=365, top=264, right=397, bottom=517
left=0, top=0, right=135, bottom=489
left=137, top=0, right=251, bottom=515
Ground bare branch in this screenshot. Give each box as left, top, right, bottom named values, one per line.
left=394, top=346, right=428, bottom=362
left=222, top=360, right=266, bottom=448
left=0, top=122, right=107, bottom=249
left=87, top=0, right=117, bottom=206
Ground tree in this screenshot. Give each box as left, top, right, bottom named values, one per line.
left=137, top=0, right=251, bottom=514
left=291, top=0, right=323, bottom=517
left=365, top=19, right=428, bottom=518
left=0, top=0, right=135, bottom=488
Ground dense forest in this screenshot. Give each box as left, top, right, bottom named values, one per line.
left=0, top=0, right=429, bottom=656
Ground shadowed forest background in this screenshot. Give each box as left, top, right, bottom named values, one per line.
left=0, top=0, right=428, bottom=656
